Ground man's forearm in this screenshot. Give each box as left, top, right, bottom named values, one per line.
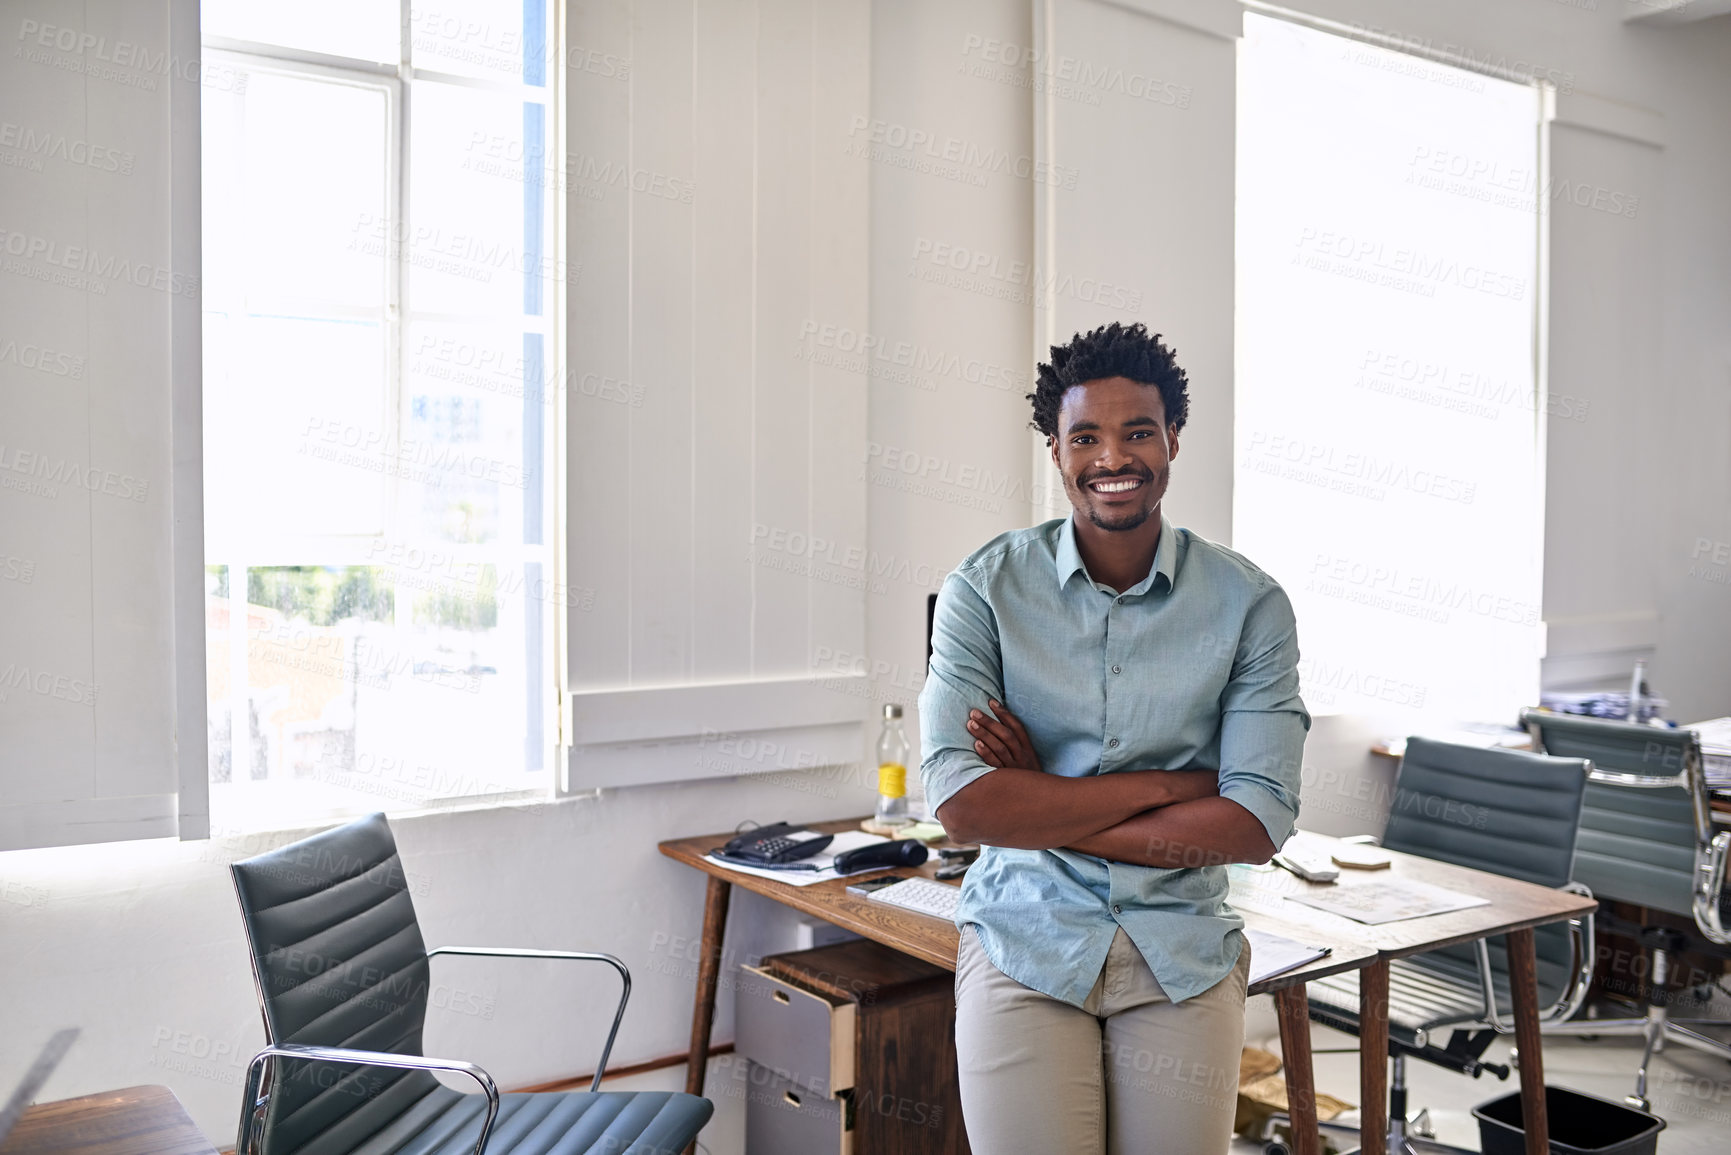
left=935, top=767, right=1218, bottom=849
left=1065, top=796, right=1278, bottom=868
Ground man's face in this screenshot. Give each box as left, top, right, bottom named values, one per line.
left=1049, top=376, right=1178, bottom=533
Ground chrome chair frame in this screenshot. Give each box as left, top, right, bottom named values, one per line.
left=237, top=1044, right=500, bottom=1155
left=1522, top=709, right=1731, bottom=1108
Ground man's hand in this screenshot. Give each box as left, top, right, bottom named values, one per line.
left=968, top=700, right=1041, bottom=772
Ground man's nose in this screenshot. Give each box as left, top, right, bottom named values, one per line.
left=1094, top=440, right=1136, bottom=470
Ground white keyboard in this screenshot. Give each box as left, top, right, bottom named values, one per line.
left=868, top=877, right=961, bottom=921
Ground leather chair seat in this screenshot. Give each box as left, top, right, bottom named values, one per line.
left=345, top=1088, right=713, bottom=1155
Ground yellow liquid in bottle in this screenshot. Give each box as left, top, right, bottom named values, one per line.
left=877, top=763, right=907, bottom=798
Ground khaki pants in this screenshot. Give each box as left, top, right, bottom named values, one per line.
left=954, top=925, right=1250, bottom=1155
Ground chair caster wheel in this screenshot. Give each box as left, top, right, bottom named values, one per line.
left=1263, top=1142, right=1292, bottom=1155
left=1625, top=1095, right=1649, bottom=1111
left=1509, top=1047, right=1520, bottom=1070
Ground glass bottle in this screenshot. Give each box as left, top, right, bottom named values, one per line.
left=874, top=704, right=912, bottom=828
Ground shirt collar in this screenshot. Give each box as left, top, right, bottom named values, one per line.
left=1054, top=513, right=1177, bottom=596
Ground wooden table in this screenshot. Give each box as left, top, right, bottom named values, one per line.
left=660, top=819, right=1377, bottom=1155
left=0, top=1086, right=217, bottom=1155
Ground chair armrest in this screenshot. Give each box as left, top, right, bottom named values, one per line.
left=1472, top=939, right=1510, bottom=1033
left=1544, top=883, right=1597, bottom=1024
left=1587, top=768, right=1690, bottom=790
left=237, top=1043, right=499, bottom=1155
left=1474, top=883, right=1597, bottom=1031
left=427, top=946, right=631, bottom=1092
left=1694, top=831, right=1731, bottom=946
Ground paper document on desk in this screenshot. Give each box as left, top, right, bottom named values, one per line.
left=1284, top=878, right=1489, bottom=925
left=704, top=830, right=890, bottom=886
left=1243, top=929, right=1330, bottom=985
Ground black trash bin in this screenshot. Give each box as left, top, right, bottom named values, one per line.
left=1472, top=1086, right=1665, bottom=1155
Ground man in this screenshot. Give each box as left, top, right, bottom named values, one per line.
left=919, top=321, right=1308, bottom=1154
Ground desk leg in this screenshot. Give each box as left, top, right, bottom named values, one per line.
left=1274, top=985, right=1320, bottom=1155
left=1507, top=927, right=1550, bottom=1155
left=685, top=875, right=732, bottom=1096
left=1358, top=959, right=1389, bottom=1155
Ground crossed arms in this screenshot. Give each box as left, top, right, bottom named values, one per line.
left=933, top=701, right=1280, bottom=868
left=919, top=570, right=1304, bottom=870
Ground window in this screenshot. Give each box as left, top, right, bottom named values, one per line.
left=1235, top=14, right=1545, bottom=725
left=201, top=0, right=560, bottom=828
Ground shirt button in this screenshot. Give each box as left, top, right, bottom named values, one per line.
left=1112, top=905, right=1123, bottom=915
left=1115, top=597, right=1125, bottom=605
left=1108, top=738, right=1119, bottom=748
left=1111, top=665, right=1122, bottom=675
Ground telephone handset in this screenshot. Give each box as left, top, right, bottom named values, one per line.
left=715, top=823, right=834, bottom=866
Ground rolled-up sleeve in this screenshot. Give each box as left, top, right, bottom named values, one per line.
left=918, top=571, right=1004, bottom=815
left=1216, top=581, right=1309, bottom=848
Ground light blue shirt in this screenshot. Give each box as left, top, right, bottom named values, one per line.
left=919, top=515, right=1308, bottom=1006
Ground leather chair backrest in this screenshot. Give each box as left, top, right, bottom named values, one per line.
left=231, top=813, right=437, bottom=1155
left=1524, top=712, right=1702, bottom=917
left=1386, top=738, right=1590, bottom=1004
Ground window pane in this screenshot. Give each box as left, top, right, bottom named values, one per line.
left=203, top=67, right=390, bottom=312
left=410, top=0, right=546, bottom=85
left=219, top=564, right=534, bottom=811
left=1235, top=14, right=1544, bottom=725
left=204, top=0, right=400, bottom=64
left=204, top=316, right=390, bottom=543
left=254, top=71, right=390, bottom=310
left=407, top=84, right=531, bottom=316
left=403, top=321, right=548, bottom=546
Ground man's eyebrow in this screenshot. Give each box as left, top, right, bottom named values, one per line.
left=1063, top=415, right=1162, bottom=435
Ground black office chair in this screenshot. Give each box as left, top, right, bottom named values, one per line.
left=1299, top=738, right=1594, bottom=1154
left=1521, top=709, right=1731, bottom=1108
left=228, top=813, right=713, bottom=1155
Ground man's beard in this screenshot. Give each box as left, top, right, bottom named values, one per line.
left=1086, top=503, right=1153, bottom=532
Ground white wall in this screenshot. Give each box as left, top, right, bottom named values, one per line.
left=3, top=4, right=1730, bottom=1154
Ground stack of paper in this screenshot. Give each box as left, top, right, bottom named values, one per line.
left=1243, top=928, right=1331, bottom=985
left=704, top=830, right=892, bottom=887
left=1685, top=717, right=1731, bottom=789
left=1285, top=878, right=1489, bottom=925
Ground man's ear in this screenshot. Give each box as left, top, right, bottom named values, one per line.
left=1166, top=425, right=1180, bottom=460
left=1047, top=435, right=1059, bottom=470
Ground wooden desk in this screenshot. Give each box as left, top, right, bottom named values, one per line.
left=0, top=1086, right=217, bottom=1155
left=661, top=819, right=1378, bottom=1155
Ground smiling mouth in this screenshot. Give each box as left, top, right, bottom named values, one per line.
left=1087, top=476, right=1146, bottom=495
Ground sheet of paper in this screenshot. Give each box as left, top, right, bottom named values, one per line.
left=1284, top=878, right=1489, bottom=925
left=1243, top=928, right=1330, bottom=985
left=704, top=830, right=890, bottom=887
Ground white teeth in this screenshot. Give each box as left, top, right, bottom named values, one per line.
left=1092, top=478, right=1140, bottom=493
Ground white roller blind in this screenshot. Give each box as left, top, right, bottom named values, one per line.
left=0, top=0, right=207, bottom=850
left=1235, top=14, right=1545, bottom=724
